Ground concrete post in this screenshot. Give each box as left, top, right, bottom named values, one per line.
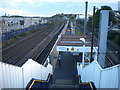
left=98, top=10, right=109, bottom=68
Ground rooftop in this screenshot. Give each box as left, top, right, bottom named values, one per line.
left=57, top=35, right=94, bottom=47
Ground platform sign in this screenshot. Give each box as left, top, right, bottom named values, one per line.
left=57, top=46, right=98, bottom=52
left=71, top=47, right=74, bottom=51
left=57, top=47, right=66, bottom=51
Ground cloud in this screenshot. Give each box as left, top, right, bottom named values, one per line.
left=1, top=0, right=119, bottom=6
left=0, top=8, right=24, bottom=15
left=24, top=0, right=119, bottom=3
left=0, top=0, right=118, bottom=17
left=26, top=0, right=119, bottom=3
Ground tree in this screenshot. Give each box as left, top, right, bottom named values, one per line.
left=87, top=5, right=116, bottom=30
left=95, top=5, right=113, bottom=29
left=87, top=16, right=93, bottom=28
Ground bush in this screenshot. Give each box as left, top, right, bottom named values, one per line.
left=108, top=30, right=118, bottom=40
left=115, top=34, right=120, bottom=46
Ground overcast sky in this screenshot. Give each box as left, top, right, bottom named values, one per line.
left=0, top=0, right=119, bottom=17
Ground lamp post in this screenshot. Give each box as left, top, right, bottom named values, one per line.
left=90, top=6, right=96, bottom=62
left=84, top=1, right=88, bottom=35
left=80, top=38, right=85, bottom=67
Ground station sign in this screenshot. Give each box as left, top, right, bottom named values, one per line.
left=57, top=46, right=98, bottom=52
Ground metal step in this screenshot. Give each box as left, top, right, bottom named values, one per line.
left=55, top=79, right=73, bottom=85
left=49, top=84, right=79, bottom=88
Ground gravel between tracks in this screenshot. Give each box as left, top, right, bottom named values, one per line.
left=2, top=20, right=64, bottom=66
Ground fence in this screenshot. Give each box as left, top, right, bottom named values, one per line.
left=2, top=24, right=48, bottom=41
left=0, top=59, right=53, bottom=89
left=77, top=60, right=120, bottom=88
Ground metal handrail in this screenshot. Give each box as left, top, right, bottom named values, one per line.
left=28, top=73, right=53, bottom=90
left=79, top=82, right=94, bottom=90
left=77, top=75, right=94, bottom=90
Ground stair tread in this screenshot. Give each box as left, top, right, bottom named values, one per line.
left=50, top=84, right=79, bottom=88
left=55, top=79, right=73, bottom=85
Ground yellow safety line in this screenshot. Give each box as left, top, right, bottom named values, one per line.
left=28, top=74, right=53, bottom=90
left=77, top=75, right=94, bottom=90
left=89, top=83, right=94, bottom=90
left=28, top=80, right=35, bottom=90
left=80, top=82, right=94, bottom=90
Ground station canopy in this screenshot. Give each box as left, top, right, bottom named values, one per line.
left=57, top=35, right=98, bottom=52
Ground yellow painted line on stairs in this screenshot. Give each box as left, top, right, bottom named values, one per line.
left=28, top=74, right=53, bottom=90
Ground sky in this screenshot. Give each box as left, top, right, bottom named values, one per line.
left=0, top=0, right=119, bottom=17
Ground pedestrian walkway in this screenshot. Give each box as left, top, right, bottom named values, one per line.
left=52, top=52, right=79, bottom=85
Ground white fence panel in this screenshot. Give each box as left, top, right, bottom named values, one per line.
left=47, top=63, right=53, bottom=75
left=0, top=62, right=23, bottom=89
left=22, top=60, right=33, bottom=88
left=118, top=66, right=120, bottom=89
left=0, top=59, right=53, bottom=89
left=0, top=62, right=2, bottom=90
left=100, top=66, right=118, bottom=88
left=22, top=59, right=53, bottom=88
left=78, top=60, right=120, bottom=88
left=93, top=62, right=101, bottom=88
left=41, top=66, right=48, bottom=80
left=80, top=61, right=101, bottom=88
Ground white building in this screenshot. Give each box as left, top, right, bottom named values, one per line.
left=0, top=17, right=48, bottom=33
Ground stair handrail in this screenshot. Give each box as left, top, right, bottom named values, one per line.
left=28, top=73, right=53, bottom=90
left=79, top=82, right=94, bottom=90
left=76, top=75, right=94, bottom=90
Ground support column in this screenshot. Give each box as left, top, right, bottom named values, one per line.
left=98, top=10, right=109, bottom=68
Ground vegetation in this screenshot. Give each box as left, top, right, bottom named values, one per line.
left=87, top=5, right=117, bottom=30
left=76, top=19, right=84, bottom=25
left=87, top=16, right=92, bottom=28
left=115, top=35, right=120, bottom=46
left=75, top=29, right=82, bottom=35
left=87, top=5, right=120, bottom=46
left=108, top=30, right=118, bottom=40
left=75, top=26, right=82, bottom=35
left=2, top=15, right=24, bottom=17
left=108, top=30, right=120, bottom=46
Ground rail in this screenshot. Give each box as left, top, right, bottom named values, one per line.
left=28, top=74, right=53, bottom=90
left=80, top=82, right=94, bottom=90
left=77, top=75, right=95, bottom=90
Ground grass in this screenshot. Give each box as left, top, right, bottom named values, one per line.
left=75, top=28, right=82, bottom=35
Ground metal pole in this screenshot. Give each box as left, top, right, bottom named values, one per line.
left=84, top=1, right=88, bottom=35
left=90, top=6, right=95, bottom=62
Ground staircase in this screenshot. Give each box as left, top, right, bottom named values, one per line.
left=50, top=84, right=78, bottom=88
left=49, top=79, right=79, bottom=88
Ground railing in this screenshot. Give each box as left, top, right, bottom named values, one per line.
left=0, top=58, right=53, bottom=89
left=27, top=74, right=53, bottom=89
left=79, top=82, right=94, bottom=90
left=76, top=74, right=96, bottom=90
left=77, top=60, right=120, bottom=88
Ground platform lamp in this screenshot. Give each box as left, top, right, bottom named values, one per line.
left=80, top=38, right=85, bottom=67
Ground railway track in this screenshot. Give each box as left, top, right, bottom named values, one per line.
left=2, top=21, right=64, bottom=66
